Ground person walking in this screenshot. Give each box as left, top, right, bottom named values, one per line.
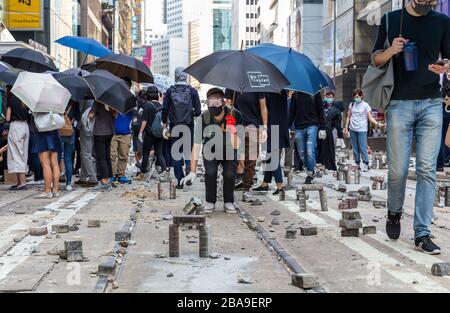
left=162, top=67, right=202, bottom=189
left=137, top=86, right=168, bottom=180
left=343, top=89, right=381, bottom=172
left=32, top=127, right=62, bottom=199
left=289, top=91, right=324, bottom=184
left=372, top=0, right=450, bottom=254
left=76, top=100, right=98, bottom=187
left=89, top=101, right=116, bottom=191
left=181, top=88, right=244, bottom=214
left=59, top=101, right=80, bottom=191
left=253, top=90, right=289, bottom=195
left=111, top=111, right=133, bottom=184
left=5, top=86, right=30, bottom=190
left=437, top=73, right=450, bottom=171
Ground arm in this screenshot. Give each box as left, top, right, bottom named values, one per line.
left=344, top=106, right=352, bottom=137
left=288, top=94, right=296, bottom=129
left=336, top=111, right=344, bottom=139
left=192, top=89, right=202, bottom=118
left=259, top=95, right=269, bottom=143
left=367, top=110, right=380, bottom=128
left=190, top=143, right=202, bottom=174
left=88, top=102, right=97, bottom=119
left=5, top=106, right=11, bottom=122
left=429, top=20, right=450, bottom=75
left=162, top=89, right=171, bottom=128
left=0, top=145, right=7, bottom=154
left=446, top=124, right=450, bottom=148
left=315, top=93, right=325, bottom=125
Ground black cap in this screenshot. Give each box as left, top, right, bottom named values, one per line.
left=207, top=87, right=225, bottom=98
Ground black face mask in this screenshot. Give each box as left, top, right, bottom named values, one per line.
left=412, top=0, right=435, bottom=16
left=208, top=106, right=224, bottom=117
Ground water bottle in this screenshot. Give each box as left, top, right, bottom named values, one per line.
left=403, top=42, right=419, bottom=71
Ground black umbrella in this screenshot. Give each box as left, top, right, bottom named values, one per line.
left=184, top=50, right=290, bottom=93
left=1, top=48, right=58, bottom=73
left=63, top=68, right=90, bottom=77
left=0, top=69, right=22, bottom=86
left=84, top=70, right=136, bottom=115
left=53, top=73, right=93, bottom=102
left=81, top=61, right=97, bottom=73
left=95, top=54, right=154, bottom=83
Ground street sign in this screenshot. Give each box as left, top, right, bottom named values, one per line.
left=3, top=0, right=44, bottom=31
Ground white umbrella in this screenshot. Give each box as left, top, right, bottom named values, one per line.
left=11, top=72, right=71, bottom=114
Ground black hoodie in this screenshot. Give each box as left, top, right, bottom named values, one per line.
left=288, top=92, right=324, bottom=130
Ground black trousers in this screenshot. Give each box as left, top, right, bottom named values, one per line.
left=204, top=158, right=237, bottom=204
left=94, top=135, right=113, bottom=180
left=141, top=132, right=166, bottom=174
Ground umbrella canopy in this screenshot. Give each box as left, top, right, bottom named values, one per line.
left=184, top=50, right=290, bottom=93
left=247, top=43, right=329, bottom=95
left=1, top=48, right=58, bottom=73
left=95, top=54, right=154, bottom=83
left=53, top=73, right=93, bottom=102
left=141, top=73, right=175, bottom=94
left=62, top=68, right=90, bottom=77
left=84, top=70, right=136, bottom=115
left=0, top=61, right=11, bottom=73
left=11, top=72, right=71, bottom=114
left=81, top=62, right=97, bottom=73
left=0, top=69, right=22, bottom=86
left=55, top=36, right=113, bottom=58
left=319, top=69, right=336, bottom=91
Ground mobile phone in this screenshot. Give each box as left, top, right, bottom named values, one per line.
left=435, top=59, right=449, bottom=66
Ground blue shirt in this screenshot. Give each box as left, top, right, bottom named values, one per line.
left=115, top=112, right=132, bottom=135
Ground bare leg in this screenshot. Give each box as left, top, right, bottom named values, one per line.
left=39, top=152, right=52, bottom=193
left=50, top=152, right=60, bottom=193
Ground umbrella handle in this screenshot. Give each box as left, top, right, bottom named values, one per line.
left=50, top=111, right=56, bottom=126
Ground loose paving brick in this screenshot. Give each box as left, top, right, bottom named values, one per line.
left=51, top=224, right=70, bottom=234
left=29, top=227, right=49, bottom=236
left=342, top=211, right=362, bottom=220
left=341, top=229, right=360, bottom=237
left=300, top=226, right=318, bottom=236
left=339, top=219, right=363, bottom=230
left=363, top=226, right=377, bottom=235
left=98, top=257, right=117, bottom=276
left=431, top=263, right=450, bottom=277
left=292, top=273, right=319, bottom=289
left=88, top=220, right=101, bottom=228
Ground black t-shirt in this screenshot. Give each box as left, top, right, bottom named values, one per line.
left=373, top=10, right=450, bottom=100
left=7, top=95, right=29, bottom=122
left=142, top=101, right=159, bottom=135
left=225, top=89, right=264, bottom=127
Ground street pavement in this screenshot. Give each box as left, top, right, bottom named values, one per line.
left=1, top=150, right=450, bottom=293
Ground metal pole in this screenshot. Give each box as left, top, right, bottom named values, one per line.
left=333, top=0, right=337, bottom=85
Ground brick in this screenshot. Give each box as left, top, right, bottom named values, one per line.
left=363, top=226, right=377, bottom=235
left=98, top=257, right=116, bottom=276
left=358, top=186, right=371, bottom=196
left=173, top=216, right=206, bottom=225
left=115, top=222, right=132, bottom=241
left=285, top=229, right=297, bottom=239
left=51, top=224, right=70, bottom=233
left=370, top=176, right=385, bottom=182
left=339, top=219, right=363, bottom=230
left=341, top=228, right=360, bottom=237
left=302, top=184, right=323, bottom=191
left=358, top=194, right=372, bottom=202
left=67, top=250, right=84, bottom=262
left=88, top=220, right=101, bottom=228
left=431, top=263, right=450, bottom=277
left=348, top=191, right=359, bottom=198
left=346, top=198, right=358, bottom=209
left=337, top=184, right=347, bottom=193
left=342, top=211, right=362, bottom=220
left=65, top=240, right=82, bottom=251
left=29, top=227, right=48, bottom=236
left=338, top=201, right=349, bottom=210
left=292, top=273, right=319, bottom=289
left=373, top=200, right=387, bottom=208
left=300, top=226, right=318, bottom=236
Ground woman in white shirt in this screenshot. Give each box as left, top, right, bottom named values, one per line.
left=344, top=88, right=381, bottom=172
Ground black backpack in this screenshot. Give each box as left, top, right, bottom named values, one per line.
left=169, top=85, right=194, bottom=125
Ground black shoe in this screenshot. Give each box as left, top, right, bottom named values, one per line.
left=386, top=211, right=402, bottom=240
left=235, top=181, right=244, bottom=191
left=176, top=182, right=184, bottom=190
left=273, top=188, right=284, bottom=196
left=253, top=185, right=269, bottom=193
left=305, top=175, right=314, bottom=185
left=415, top=236, right=441, bottom=255
left=437, top=167, right=445, bottom=172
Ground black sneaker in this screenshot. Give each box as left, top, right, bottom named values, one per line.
left=273, top=188, right=284, bottom=196
left=415, top=236, right=441, bottom=255
left=305, top=175, right=314, bottom=185
left=176, top=181, right=184, bottom=190
left=253, top=185, right=269, bottom=193
left=235, top=181, right=244, bottom=191
left=386, top=211, right=402, bottom=240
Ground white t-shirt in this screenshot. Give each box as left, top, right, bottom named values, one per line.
left=349, top=101, right=372, bottom=132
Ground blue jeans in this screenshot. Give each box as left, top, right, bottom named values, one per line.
left=350, top=130, right=369, bottom=165
left=387, top=98, right=442, bottom=239
left=61, top=134, right=75, bottom=185
left=170, top=125, right=193, bottom=182
left=295, top=126, right=319, bottom=174
left=264, top=150, right=283, bottom=184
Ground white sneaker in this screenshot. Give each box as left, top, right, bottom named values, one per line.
left=242, top=191, right=254, bottom=203
left=204, top=202, right=216, bottom=214
left=66, top=184, right=73, bottom=191
left=224, top=203, right=237, bottom=214
left=52, top=191, right=60, bottom=198
left=35, top=192, right=53, bottom=199
left=362, top=164, right=370, bottom=172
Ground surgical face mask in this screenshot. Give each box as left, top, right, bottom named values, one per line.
left=325, top=98, right=334, bottom=104
left=354, top=98, right=362, bottom=104
left=412, top=0, right=437, bottom=16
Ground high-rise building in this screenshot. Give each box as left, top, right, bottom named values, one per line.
left=142, top=0, right=167, bottom=46
left=258, top=0, right=290, bottom=46
left=212, top=0, right=232, bottom=51
left=231, top=0, right=261, bottom=49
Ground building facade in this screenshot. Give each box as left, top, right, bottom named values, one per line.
left=231, top=0, right=261, bottom=49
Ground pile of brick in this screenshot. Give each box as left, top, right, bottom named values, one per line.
left=371, top=176, right=386, bottom=190
left=340, top=211, right=362, bottom=237
left=338, top=197, right=358, bottom=210
left=357, top=186, right=373, bottom=201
